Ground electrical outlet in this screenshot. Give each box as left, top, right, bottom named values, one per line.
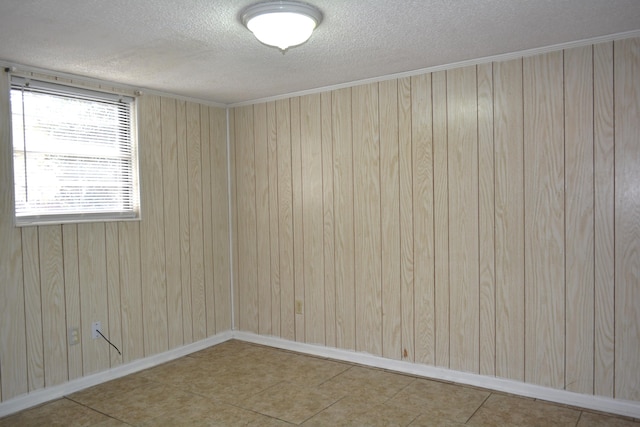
left=295, top=299, right=303, bottom=315
left=68, top=327, right=80, bottom=346
left=91, top=321, right=102, bottom=339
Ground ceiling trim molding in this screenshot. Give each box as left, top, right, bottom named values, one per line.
left=2, top=28, right=639, bottom=108
left=228, top=28, right=640, bottom=108
left=0, top=60, right=227, bottom=108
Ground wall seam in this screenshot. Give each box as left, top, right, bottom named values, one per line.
left=225, top=107, right=236, bottom=331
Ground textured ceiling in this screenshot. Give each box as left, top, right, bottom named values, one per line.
left=0, top=0, right=639, bottom=105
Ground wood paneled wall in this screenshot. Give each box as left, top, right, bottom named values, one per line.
left=0, top=75, right=231, bottom=401
left=1, top=36, right=638, bottom=407
left=231, top=38, right=640, bottom=401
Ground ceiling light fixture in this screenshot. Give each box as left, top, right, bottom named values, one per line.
left=241, top=1, right=322, bottom=52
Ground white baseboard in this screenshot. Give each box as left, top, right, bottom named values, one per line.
left=233, top=331, right=640, bottom=420
left=2, top=329, right=639, bottom=420
left=0, top=331, right=233, bottom=418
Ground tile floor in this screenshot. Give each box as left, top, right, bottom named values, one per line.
left=1, top=340, right=638, bottom=426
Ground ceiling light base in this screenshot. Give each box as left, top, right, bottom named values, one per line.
left=241, top=1, right=323, bottom=52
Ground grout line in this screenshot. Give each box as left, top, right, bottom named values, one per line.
left=64, top=397, right=129, bottom=425
left=465, top=392, right=493, bottom=424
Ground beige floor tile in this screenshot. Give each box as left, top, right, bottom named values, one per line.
left=317, top=365, right=414, bottom=402
left=137, top=354, right=276, bottom=402
left=180, top=364, right=283, bottom=404
left=140, top=399, right=291, bottom=426
left=190, top=340, right=292, bottom=371
left=228, top=351, right=296, bottom=376
left=301, top=396, right=366, bottom=426
left=70, top=381, right=208, bottom=425
left=68, top=374, right=156, bottom=408
left=89, top=418, right=131, bottom=426
left=188, top=347, right=296, bottom=384
left=0, top=398, right=124, bottom=427
left=189, top=339, right=255, bottom=358
left=386, top=378, right=490, bottom=424
left=467, top=393, right=580, bottom=427
left=348, top=406, right=418, bottom=427
left=304, top=395, right=420, bottom=426
left=408, top=413, right=467, bottom=426
left=209, top=404, right=293, bottom=426
left=247, top=415, right=295, bottom=426
left=265, top=354, right=351, bottom=387
left=186, top=351, right=241, bottom=371
left=236, top=343, right=297, bottom=362
left=137, top=355, right=214, bottom=385
left=577, top=411, right=640, bottom=426
left=240, top=381, right=341, bottom=424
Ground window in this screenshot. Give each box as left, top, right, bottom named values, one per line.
left=10, top=76, right=139, bottom=226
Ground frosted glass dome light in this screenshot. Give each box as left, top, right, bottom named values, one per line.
left=242, top=1, right=323, bottom=52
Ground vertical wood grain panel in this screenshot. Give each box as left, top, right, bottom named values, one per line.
left=593, top=41, right=615, bottom=398
left=176, top=100, right=193, bottom=343
left=301, top=93, right=325, bottom=345
left=321, top=92, right=336, bottom=348
left=447, top=66, right=479, bottom=374
left=187, top=103, right=206, bottom=340
left=62, top=224, right=82, bottom=380
left=353, top=83, right=382, bottom=356
left=78, top=223, right=109, bottom=375
left=105, top=223, right=122, bottom=366
left=235, top=105, right=258, bottom=333
left=139, top=95, right=168, bottom=356
left=119, top=221, right=143, bottom=362
left=22, top=226, right=44, bottom=390
left=379, top=79, right=401, bottom=360
left=494, top=58, right=525, bottom=382
left=291, top=97, right=305, bottom=342
left=332, top=88, right=356, bottom=351
left=267, top=101, right=281, bottom=338
left=211, top=107, right=232, bottom=333
left=0, top=68, right=27, bottom=400
left=523, top=51, right=565, bottom=389
left=432, top=70, right=449, bottom=368
left=39, top=226, right=67, bottom=385
left=564, top=45, right=594, bottom=394
left=477, top=62, right=496, bottom=377
left=276, top=99, right=295, bottom=340
left=614, top=37, right=640, bottom=401
left=411, top=74, right=434, bottom=365
left=228, top=106, right=240, bottom=331
left=160, top=97, right=184, bottom=348
left=398, top=77, right=414, bottom=362
left=200, top=105, right=216, bottom=336
left=254, top=102, right=272, bottom=335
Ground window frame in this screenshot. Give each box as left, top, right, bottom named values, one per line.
left=9, top=75, right=141, bottom=226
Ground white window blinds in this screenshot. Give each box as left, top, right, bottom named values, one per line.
left=10, top=76, right=140, bottom=225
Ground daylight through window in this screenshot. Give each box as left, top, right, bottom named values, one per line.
left=10, top=76, right=139, bottom=225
